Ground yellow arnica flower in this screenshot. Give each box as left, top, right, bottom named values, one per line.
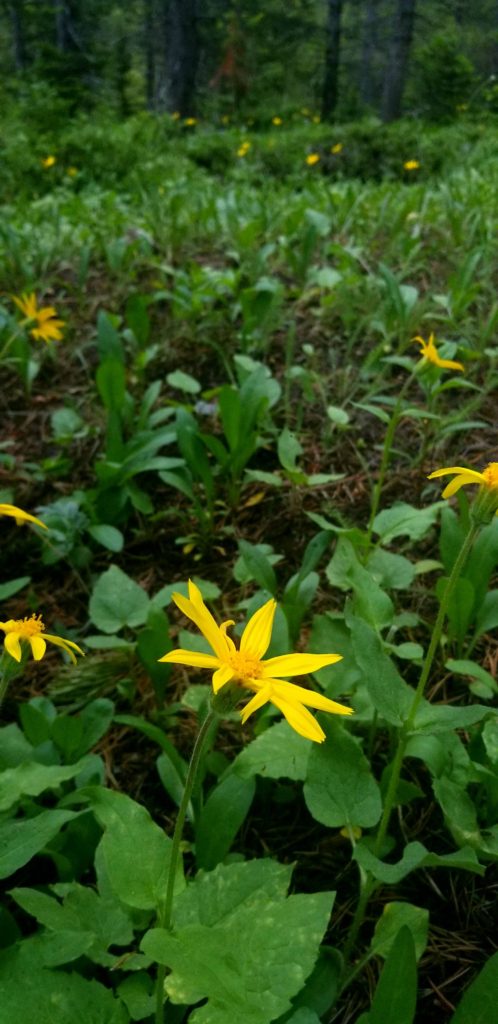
left=428, top=463, right=498, bottom=509
left=0, top=503, right=46, bottom=528
left=0, top=614, right=84, bottom=664
left=404, top=159, right=420, bottom=171
left=184, top=117, right=197, bottom=126
left=306, top=153, right=320, bottom=166
left=12, top=292, right=65, bottom=343
left=413, top=333, right=463, bottom=372
left=42, top=155, right=56, bottom=169
left=159, top=580, right=352, bottom=742
left=237, top=141, right=251, bottom=157
left=331, top=143, right=343, bottom=154
left=272, top=116, right=283, bottom=126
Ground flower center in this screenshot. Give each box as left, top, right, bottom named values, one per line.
left=229, top=650, right=263, bottom=682
left=3, top=614, right=45, bottom=637
left=483, top=463, right=498, bottom=489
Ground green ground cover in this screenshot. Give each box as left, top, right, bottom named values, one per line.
left=1, top=113, right=498, bottom=1024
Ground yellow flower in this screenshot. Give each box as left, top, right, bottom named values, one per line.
left=331, top=143, right=343, bottom=154
left=0, top=503, right=46, bottom=528
left=221, top=115, right=230, bottom=125
left=428, top=463, right=498, bottom=524
left=42, top=155, right=56, bottom=169
left=404, top=159, right=420, bottom=171
left=237, top=141, right=251, bottom=157
left=312, top=115, right=321, bottom=124
left=306, top=153, right=320, bottom=166
left=0, top=614, right=84, bottom=664
left=184, top=117, right=197, bottom=126
left=12, top=292, right=65, bottom=343
left=159, top=580, right=352, bottom=742
left=272, top=116, right=283, bottom=126
left=66, top=166, right=78, bottom=177
left=413, top=333, right=463, bottom=372
left=171, top=111, right=181, bottom=120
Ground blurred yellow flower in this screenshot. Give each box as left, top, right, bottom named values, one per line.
left=237, top=141, right=251, bottom=158
left=0, top=503, right=46, bottom=528
left=312, top=115, right=321, bottom=124
left=272, top=116, right=283, bottom=126
left=221, top=114, right=230, bottom=125
left=159, top=580, right=352, bottom=742
left=12, top=292, right=65, bottom=343
left=42, top=155, right=56, bottom=169
left=0, top=614, right=84, bottom=664
left=404, top=159, right=420, bottom=171
left=306, top=153, right=320, bottom=166
left=413, top=333, right=463, bottom=372
left=331, top=142, right=343, bottom=154
left=171, top=111, right=181, bottom=120
left=66, top=167, right=78, bottom=177
left=184, top=117, right=197, bottom=126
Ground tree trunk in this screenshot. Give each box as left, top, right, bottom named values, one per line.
left=53, top=0, right=80, bottom=53
left=322, top=0, right=343, bottom=120
left=144, top=0, right=156, bottom=109
left=8, top=0, right=27, bottom=70
left=381, top=0, right=417, bottom=122
left=359, top=0, right=380, bottom=108
left=164, top=0, right=200, bottom=116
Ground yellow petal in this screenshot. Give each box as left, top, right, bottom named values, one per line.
left=441, top=475, right=472, bottom=499
left=172, top=588, right=229, bottom=660
left=261, top=652, right=342, bottom=678
left=41, top=633, right=84, bottom=664
left=212, top=664, right=234, bottom=692
left=427, top=467, right=485, bottom=483
left=271, top=678, right=353, bottom=715
left=270, top=693, right=326, bottom=742
left=4, top=632, right=22, bottom=662
left=0, top=503, right=47, bottom=528
left=158, top=648, right=220, bottom=668
left=30, top=635, right=46, bottom=660
left=240, top=684, right=273, bottom=723
left=240, top=599, right=277, bottom=659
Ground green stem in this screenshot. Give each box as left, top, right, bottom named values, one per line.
left=154, top=709, right=217, bottom=1024
left=365, top=373, right=414, bottom=552
left=0, top=326, right=23, bottom=363
left=342, top=520, right=479, bottom=971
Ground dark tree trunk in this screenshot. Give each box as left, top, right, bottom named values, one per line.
left=144, top=0, right=156, bottom=109
left=359, top=0, right=380, bottom=108
left=381, top=0, right=417, bottom=122
left=53, top=0, right=80, bottom=53
left=322, top=0, right=343, bottom=120
left=165, top=0, right=200, bottom=116
left=8, top=0, right=27, bottom=70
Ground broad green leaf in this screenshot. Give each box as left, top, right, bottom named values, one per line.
left=327, top=539, right=393, bottom=630
left=373, top=502, right=443, bottom=544
left=475, top=590, right=498, bottom=638
left=446, top=659, right=498, bottom=699
left=367, top=549, right=415, bottom=590
left=437, top=576, right=475, bottom=643
left=283, top=946, right=342, bottom=1021
left=232, top=721, right=310, bottom=781
left=349, top=616, right=412, bottom=725
left=89, top=565, right=150, bottom=633
left=0, top=809, right=76, bottom=879
left=86, top=788, right=180, bottom=910
left=450, top=951, right=498, bottom=1024
left=117, top=973, right=155, bottom=1022
left=238, top=539, right=277, bottom=594
left=0, top=938, right=127, bottom=1023
left=354, top=839, right=484, bottom=883
left=278, top=428, right=303, bottom=472
left=368, top=926, right=417, bottom=1024
left=195, top=773, right=256, bottom=870
left=87, top=524, right=124, bottom=552
left=413, top=703, right=491, bottom=734
left=172, top=859, right=293, bottom=930
left=0, top=757, right=94, bottom=812
left=482, top=718, right=498, bottom=765
left=0, top=724, right=34, bottom=769
left=304, top=720, right=381, bottom=829
left=370, top=902, right=429, bottom=961
left=167, top=370, right=201, bottom=394
left=0, top=576, right=30, bottom=601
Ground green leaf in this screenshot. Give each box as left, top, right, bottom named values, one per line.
left=349, top=616, right=412, bottom=725
left=450, top=951, right=498, bottom=1024
left=437, top=576, right=475, bottom=643
left=0, top=758, right=94, bottom=812
left=370, top=902, right=429, bottom=961
left=0, top=809, right=77, bottom=879
left=0, top=938, right=128, bottom=1023
left=86, top=788, right=181, bottom=910
left=0, top=575, right=30, bottom=601
left=141, top=859, right=335, bottom=1024
left=167, top=370, right=201, bottom=394
left=327, top=539, right=393, bottom=630
left=238, top=539, right=277, bottom=594
left=283, top=947, right=342, bottom=1021
left=87, top=524, right=124, bottom=552
left=446, top=659, right=498, bottom=698
left=304, top=720, right=381, bottom=829
left=368, top=926, right=417, bottom=1024
left=373, top=502, right=443, bottom=544
left=413, top=703, right=491, bottom=734
left=354, top=839, right=484, bottom=883
left=89, top=565, right=150, bottom=633
left=475, top=590, right=498, bottom=638
left=232, top=721, right=310, bottom=782
left=117, top=972, right=155, bottom=1022
left=367, top=550, right=415, bottom=590
left=278, top=428, right=303, bottom=472
left=195, top=774, right=256, bottom=869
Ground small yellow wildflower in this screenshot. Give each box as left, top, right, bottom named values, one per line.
left=306, top=153, right=320, bottom=166
left=0, top=504, right=46, bottom=528
left=404, top=159, right=420, bottom=171
left=184, top=117, right=197, bottom=127
left=428, top=463, right=498, bottom=524
left=312, top=115, right=321, bottom=124
left=0, top=614, right=84, bottom=664
left=66, top=167, right=78, bottom=177
left=331, top=143, right=343, bottom=154
left=159, top=580, right=352, bottom=742
left=413, top=333, right=464, bottom=372
left=272, top=116, right=283, bottom=126
left=42, top=155, right=56, bottom=169
left=171, top=111, right=181, bottom=121
left=12, top=292, right=65, bottom=344
left=237, top=141, right=251, bottom=157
